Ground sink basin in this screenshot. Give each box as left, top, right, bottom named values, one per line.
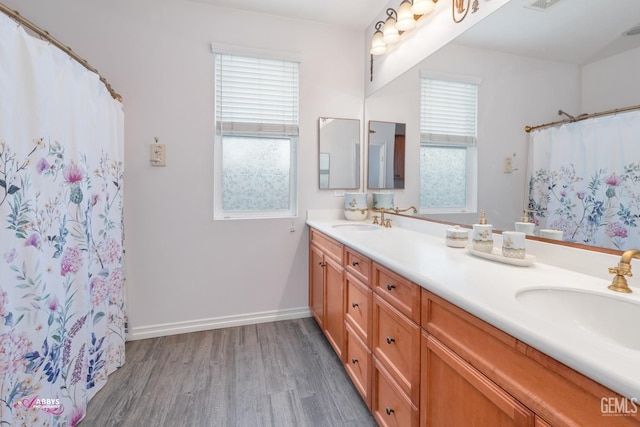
left=516, top=288, right=640, bottom=350
left=331, top=223, right=379, bottom=231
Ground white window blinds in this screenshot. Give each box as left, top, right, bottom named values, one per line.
left=420, top=78, right=478, bottom=145
left=215, top=53, right=299, bottom=136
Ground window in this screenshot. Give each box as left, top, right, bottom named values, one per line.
left=419, top=74, right=479, bottom=214
left=213, top=49, right=299, bottom=219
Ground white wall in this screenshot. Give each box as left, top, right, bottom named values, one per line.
left=365, top=43, right=581, bottom=230
left=581, top=46, right=640, bottom=112
left=2, top=0, right=365, bottom=339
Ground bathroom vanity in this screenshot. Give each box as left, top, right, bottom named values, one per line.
left=307, top=211, right=640, bottom=426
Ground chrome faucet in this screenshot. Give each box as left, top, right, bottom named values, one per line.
left=608, top=249, right=640, bottom=293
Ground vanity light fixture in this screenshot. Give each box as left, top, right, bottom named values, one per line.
left=369, top=0, right=438, bottom=80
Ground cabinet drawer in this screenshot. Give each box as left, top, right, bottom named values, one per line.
left=373, top=294, right=421, bottom=405
left=345, top=322, right=372, bottom=409
left=372, top=358, right=419, bottom=427
left=345, top=272, right=372, bottom=345
left=373, top=263, right=421, bottom=323
left=345, top=248, right=371, bottom=284
left=310, top=228, right=343, bottom=263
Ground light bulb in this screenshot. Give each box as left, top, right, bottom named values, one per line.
left=411, top=0, right=435, bottom=15
left=396, top=0, right=416, bottom=31
left=370, top=31, right=387, bottom=55
left=382, top=16, right=400, bottom=45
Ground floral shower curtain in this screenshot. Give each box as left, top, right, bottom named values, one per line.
left=528, top=110, right=640, bottom=250
left=0, top=12, right=125, bottom=426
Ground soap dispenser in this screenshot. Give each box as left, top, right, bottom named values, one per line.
left=515, top=210, right=535, bottom=235
left=472, top=210, right=493, bottom=253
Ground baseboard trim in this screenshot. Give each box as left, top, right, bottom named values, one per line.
left=127, top=306, right=312, bottom=341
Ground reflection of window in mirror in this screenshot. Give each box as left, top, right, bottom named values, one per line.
left=367, top=121, right=405, bottom=189
left=419, top=75, right=479, bottom=214
left=318, top=118, right=360, bottom=189
left=319, top=153, right=330, bottom=188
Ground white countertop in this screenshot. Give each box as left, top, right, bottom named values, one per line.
left=306, top=211, right=640, bottom=401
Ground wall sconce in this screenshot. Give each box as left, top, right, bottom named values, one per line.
left=370, top=0, right=438, bottom=81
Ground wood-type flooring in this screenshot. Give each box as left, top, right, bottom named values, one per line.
left=81, top=317, right=376, bottom=427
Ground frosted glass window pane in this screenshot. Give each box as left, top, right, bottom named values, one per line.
left=222, top=136, right=291, bottom=211
left=420, top=146, right=467, bottom=208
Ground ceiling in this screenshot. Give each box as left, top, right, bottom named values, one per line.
left=189, top=0, right=640, bottom=65
left=455, top=0, right=640, bottom=65
left=186, top=0, right=390, bottom=30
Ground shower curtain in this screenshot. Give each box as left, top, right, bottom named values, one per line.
left=0, top=12, right=125, bottom=427
left=528, top=110, right=640, bottom=250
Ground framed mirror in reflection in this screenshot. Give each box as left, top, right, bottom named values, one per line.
left=367, top=120, right=405, bottom=189
left=318, top=117, right=360, bottom=189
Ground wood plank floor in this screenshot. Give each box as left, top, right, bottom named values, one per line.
left=81, top=317, right=377, bottom=427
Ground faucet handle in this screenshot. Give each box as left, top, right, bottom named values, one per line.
left=372, top=216, right=380, bottom=225
left=609, top=262, right=633, bottom=277
left=608, top=262, right=633, bottom=293
left=384, top=218, right=392, bottom=228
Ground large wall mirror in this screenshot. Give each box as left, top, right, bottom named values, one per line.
left=364, top=0, right=640, bottom=251
left=367, top=120, right=405, bottom=189
left=318, top=117, right=360, bottom=189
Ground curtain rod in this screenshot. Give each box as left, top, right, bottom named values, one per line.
left=0, top=3, right=122, bottom=102
left=524, top=103, right=640, bottom=133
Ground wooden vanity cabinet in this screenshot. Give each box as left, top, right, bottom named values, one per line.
left=421, top=289, right=640, bottom=427
left=309, top=227, right=639, bottom=427
left=309, top=229, right=345, bottom=361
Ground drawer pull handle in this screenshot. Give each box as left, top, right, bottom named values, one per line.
left=386, top=284, right=396, bottom=291
left=386, top=337, right=395, bottom=344
left=385, top=407, right=395, bottom=416
left=351, top=358, right=358, bottom=364
left=319, top=262, right=326, bottom=267
left=352, top=302, right=359, bottom=308
left=352, top=261, right=359, bottom=266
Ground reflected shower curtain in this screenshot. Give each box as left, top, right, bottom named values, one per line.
left=528, top=110, right=640, bottom=250
left=0, top=13, right=125, bottom=426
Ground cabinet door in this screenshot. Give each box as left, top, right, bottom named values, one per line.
left=421, top=332, right=535, bottom=427
left=323, top=255, right=345, bottom=361
left=309, top=244, right=325, bottom=328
